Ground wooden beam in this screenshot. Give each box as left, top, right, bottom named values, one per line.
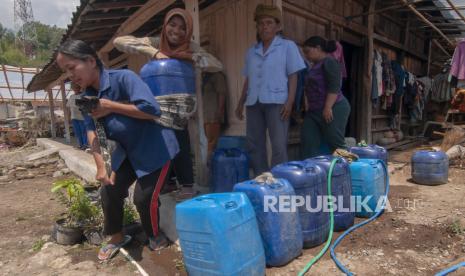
left=72, top=28, right=118, bottom=40
left=81, top=11, right=133, bottom=21
left=446, top=0, right=465, bottom=24
left=76, top=19, right=127, bottom=31
left=34, top=67, right=39, bottom=101
left=363, top=0, right=376, bottom=143
left=20, top=66, right=25, bottom=101
left=282, top=1, right=367, bottom=36
left=433, top=39, right=452, bottom=57
left=427, top=39, right=432, bottom=76
left=373, top=33, right=428, bottom=60
left=60, top=82, right=71, bottom=144
left=1, top=64, right=15, bottom=100
left=400, top=0, right=455, bottom=47
left=186, top=0, right=208, bottom=186
left=346, top=0, right=428, bottom=20
left=47, top=89, right=57, bottom=138
left=90, top=0, right=146, bottom=10
left=98, top=0, right=176, bottom=55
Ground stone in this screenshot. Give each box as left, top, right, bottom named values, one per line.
left=61, top=168, right=71, bottom=174
left=0, top=175, right=9, bottom=182
left=49, top=256, right=72, bottom=269
left=22, top=173, right=35, bottom=180
left=53, top=171, right=64, bottom=178
left=15, top=167, right=27, bottom=172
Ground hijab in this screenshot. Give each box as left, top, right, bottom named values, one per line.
left=159, top=8, right=193, bottom=61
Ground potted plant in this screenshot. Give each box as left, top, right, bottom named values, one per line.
left=51, top=178, right=101, bottom=245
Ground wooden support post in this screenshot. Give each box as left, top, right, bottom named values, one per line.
left=186, top=0, right=208, bottom=186
left=1, top=64, right=14, bottom=100
left=60, top=82, right=71, bottom=144
left=403, top=15, right=411, bottom=51
left=20, top=66, right=25, bottom=101
left=362, top=0, right=376, bottom=143
left=47, top=89, right=57, bottom=138
left=427, top=39, right=432, bottom=76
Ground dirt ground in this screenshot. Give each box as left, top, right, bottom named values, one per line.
left=0, top=145, right=186, bottom=276
left=0, top=145, right=464, bottom=276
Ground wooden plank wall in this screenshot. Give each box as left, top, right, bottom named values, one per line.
left=112, top=0, right=430, bottom=145
left=199, top=0, right=277, bottom=135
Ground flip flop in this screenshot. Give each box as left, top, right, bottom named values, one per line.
left=148, top=232, right=170, bottom=251
left=98, top=235, right=132, bottom=261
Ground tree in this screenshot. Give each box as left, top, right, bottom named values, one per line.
left=0, top=21, right=64, bottom=67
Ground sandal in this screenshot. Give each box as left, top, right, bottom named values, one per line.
left=98, top=235, right=132, bottom=261
left=148, top=232, right=170, bottom=251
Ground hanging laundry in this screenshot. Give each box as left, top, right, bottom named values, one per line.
left=417, top=76, right=433, bottom=100
left=371, top=50, right=383, bottom=104
left=431, top=72, right=453, bottom=103
left=382, top=53, right=396, bottom=96
left=391, top=61, right=406, bottom=96
left=413, top=80, right=426, bottom=121
left=450, top=39, right=465, bottom=81
left=330, top=41, right=347, bottom=79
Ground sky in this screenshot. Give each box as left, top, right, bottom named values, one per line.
left=0, top=0, right=79, bottom=30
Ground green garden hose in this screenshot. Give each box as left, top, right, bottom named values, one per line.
left=297, top=158, right=339, bottom=276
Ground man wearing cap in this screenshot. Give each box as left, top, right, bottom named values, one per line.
left=235, top=4, right=305, bottom=175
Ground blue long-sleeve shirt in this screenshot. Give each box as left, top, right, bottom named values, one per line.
left=83, top=68, right=179, bottom=178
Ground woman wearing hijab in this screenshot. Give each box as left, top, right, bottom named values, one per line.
left=301, top=36, right=351, bottom=158
left=114, top=9, right=221, bottom=200
left=56, top=39, right=179, bottom=260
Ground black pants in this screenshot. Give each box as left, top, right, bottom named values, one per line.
left=100, top=159, right=171, bottom=238
left=172, top=128, right=194, bottom=186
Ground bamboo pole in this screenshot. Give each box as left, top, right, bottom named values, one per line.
left=427, top=39, right=432, bottom=76
left=60, top=82, right=71, bottom=144
left=1, top=64, right=15, bottom=100
left=364, top=0, right=376, bottom=143
left=401, top=0, right=455, bottom=47
left=446, top=0, right=465, bottom=24
left=186, top=0, right=208, bottom=186
left=47, top=89, right=57, bottom=138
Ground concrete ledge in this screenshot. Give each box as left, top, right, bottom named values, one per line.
left=36, top=138, right=97, bottom=184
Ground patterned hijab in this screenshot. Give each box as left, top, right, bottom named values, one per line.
left=160, top=8, right=193, bottom=61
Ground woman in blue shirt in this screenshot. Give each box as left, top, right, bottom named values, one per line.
left=235, top=4, right=305, bottom=175
left=56, top=40, right=179, bottom=260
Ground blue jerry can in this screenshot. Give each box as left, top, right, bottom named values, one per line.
left=349, top=159, right=388, bottom=217
left=176, top=193, right=266, bottom=276
left=411, top=150, right=448, bottom=185
left=349, top=144, right=388, bottom=165
left=210, top=148, right=249, bottom=193
left=306, top=156, right=354, bottom=231
left=234, top=176, right=303, bottom=266
left=271, top=161, right=329, bottom=248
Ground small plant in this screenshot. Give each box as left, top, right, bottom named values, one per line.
left=448, top=219, right=464, bottom=235
left=32, top=238, right=46, bottom=252
left=123, top=202, right=139, bottom=225
left=52, top=178, right=101, bottom=227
